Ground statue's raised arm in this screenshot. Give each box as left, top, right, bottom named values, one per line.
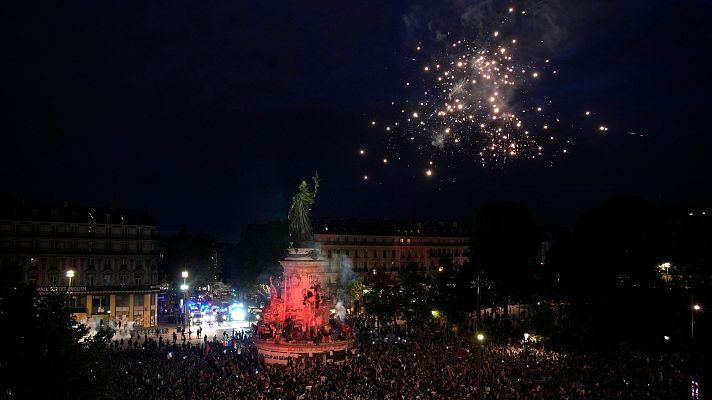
left=313, top=172, right=320, bottom=198
left=288, top=172, right=320, bottom=244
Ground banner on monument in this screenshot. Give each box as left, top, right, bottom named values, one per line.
left=260, top=349, right=291, bottom=365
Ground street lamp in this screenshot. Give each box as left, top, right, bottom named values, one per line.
left=181, top=271, right=189, bottom=326
left=692, top=303, right=702, bottom=341
left=66, top=270, right=75, bottom=291
left=476, top=333, right=485, bottom=399
left=660, top=262, right=671, bottom=282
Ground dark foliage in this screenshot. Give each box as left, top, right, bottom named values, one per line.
left=0, top=263, right=113, bottom=398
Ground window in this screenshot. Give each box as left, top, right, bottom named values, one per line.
left=383, top=250, right=387, bottom=258
left=136, top=259, right=143, bottom=270
left=87, top=274, right=95, bottom=287
left=134, top=274, right=142, bottom=286
left=93, top=295, right=108, bottom=314
left=49, top=273, right=58, bottom=286
left=119, top=274, right=128, bottom=285
left=327, top=250, right=332, bottom=258
left=115, top=294, right=129, bottom=307
left=103, top=273, right=112, bottom=286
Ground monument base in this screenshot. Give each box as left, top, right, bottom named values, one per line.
left=255, top=338, right=355, bottom=365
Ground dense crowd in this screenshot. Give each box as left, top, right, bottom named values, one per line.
left=101, top=320, right=691, bottom=399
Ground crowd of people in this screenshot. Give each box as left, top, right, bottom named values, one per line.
left=100, top=318, right=692, bottom=399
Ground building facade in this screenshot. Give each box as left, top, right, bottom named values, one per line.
left=0, top=201, right=161, bottom=327
left=313, top=220, right=470, bottom=282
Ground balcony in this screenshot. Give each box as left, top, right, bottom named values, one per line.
left=0, top=230, right=159, bottom=240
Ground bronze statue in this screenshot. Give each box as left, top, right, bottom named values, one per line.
left=262, top=276, right=284, bottom=324
left=288, top=172, right=320, bottom=243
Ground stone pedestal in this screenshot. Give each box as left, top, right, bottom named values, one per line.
left=256, top=246, right=354, bottom=364
left=280, top=247, right=330, bottom=326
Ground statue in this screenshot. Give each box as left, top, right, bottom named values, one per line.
left=269, top=276, right=278, bottom=301
left=288, top=172, right=320, bottom=243
left=262, top=276, right=284, bottom=324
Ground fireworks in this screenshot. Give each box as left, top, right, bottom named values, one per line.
left=381, top=24, right=552, bottom=165
left=361, top=3, right=609, bottom=180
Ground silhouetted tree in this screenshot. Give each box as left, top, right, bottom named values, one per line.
left=363, top=271, right=399, bottom=323
left=567, top=196, right=661, bottom=300
left=161, top=229, right=218, bottom=288
left=398, top=262, right=435, bottom=326
left=0, top=263, right=113, bottom=398
left=223, top=221, right=289, bottom=294
left=470, top=202, right=539, bottom=309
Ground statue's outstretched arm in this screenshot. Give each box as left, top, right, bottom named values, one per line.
left=313, top=172, right=320, bottom=197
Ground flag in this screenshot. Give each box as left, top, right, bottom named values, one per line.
left=204, top=342, right=211, bottom=356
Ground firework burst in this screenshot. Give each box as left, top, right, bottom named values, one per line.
left=364, top=4, right=607, bottom=178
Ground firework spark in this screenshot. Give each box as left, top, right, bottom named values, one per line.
left=364, top=4, right=608, bottom=174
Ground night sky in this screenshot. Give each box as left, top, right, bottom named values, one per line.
left=4, top=0, right=711, bottom=241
